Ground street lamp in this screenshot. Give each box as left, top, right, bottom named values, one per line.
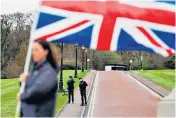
left=82, top=47, right=85, bottom=72
left=87, top=58, right=90, bottom=69
left=59, top=43, right=64, bottom=92
left=85, top=50, right=88, bottom=70
left=140, top=52, right=143, bottom=71
left=74, top=44, right=78, bottom=78
left=129, top=60, right=133, bottom=71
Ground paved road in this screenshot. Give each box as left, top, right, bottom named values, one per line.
left=87, top=71, right=161, bottom=117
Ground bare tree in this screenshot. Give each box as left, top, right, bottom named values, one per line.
left=1, top=12, right=33, bottom=78
left=1, top=15, right=13, bottom=69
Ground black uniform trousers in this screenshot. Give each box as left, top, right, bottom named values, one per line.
left=80, top=90, right=87, bottom=105
left=68, top=89, right=74, bottom=103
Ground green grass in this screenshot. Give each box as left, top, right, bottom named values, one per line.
left=0, top=70, right=88, bottom=117
left=132, top=70, right=175, bottom=91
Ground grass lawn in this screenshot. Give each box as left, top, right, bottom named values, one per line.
left=0, top=70, right=88, bottom=117
left=132, top=70, right=175, bottom=91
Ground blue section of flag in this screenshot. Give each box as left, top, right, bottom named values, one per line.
left=51, top=25, right=93, bottom=48
left=117, top=29, right=154, bottom=52
left=36, top=12, right=65, bottom=29
left=156, top=0, right=175, bottom=5
left=152, top=29, right=176, bottom=49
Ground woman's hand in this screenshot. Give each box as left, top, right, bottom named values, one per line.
left=17, top=92, right=21, bottom=101
left=19, top=73, right=28, bottom=82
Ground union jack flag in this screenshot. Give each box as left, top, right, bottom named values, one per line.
left=32, top=0, right=175, bottom=57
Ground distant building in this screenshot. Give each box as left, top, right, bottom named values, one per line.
left=105, top=64, right=128, bottom=71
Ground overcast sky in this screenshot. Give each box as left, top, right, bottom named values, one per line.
left=1, top=0, right=40, bottom=14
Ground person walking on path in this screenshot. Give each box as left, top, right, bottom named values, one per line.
left=17, top=41, right=59, bottom=117
left=79, top=78, right=88, bottom=106
left=67, top=76, right=75, bottom=103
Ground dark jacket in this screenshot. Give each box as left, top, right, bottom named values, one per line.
left=79, top=80, right=88, bottom=90
left=21, top=61, right=58, bottom=117
left=67, top=79, right=75, bottom=90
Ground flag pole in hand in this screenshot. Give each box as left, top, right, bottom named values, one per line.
left=15, top=40, right=33, bottom=117
left=15, top=1, right=41, bottom=116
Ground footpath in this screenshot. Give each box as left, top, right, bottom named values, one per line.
left=56, top=70, right=97, bottom=117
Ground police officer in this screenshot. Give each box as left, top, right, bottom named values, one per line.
left=67, top=76, right=75, bottom=103
left=79, top=78, right=88, bottom=106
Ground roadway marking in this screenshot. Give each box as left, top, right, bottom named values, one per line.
left=126, top=74, right=162, bottom=99
left=80, top=70, right=97, bottom=117
left=91, top=71, right=99, bottom=117
left=87, top=71, right=99, bottom=117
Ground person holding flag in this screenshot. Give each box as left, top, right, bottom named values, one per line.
left=17, top=41, right=59, bottom=117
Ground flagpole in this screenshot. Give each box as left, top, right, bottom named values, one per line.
left=15, top=1, right=41, bottom=117
left=15, top=39, right=33, bottom=117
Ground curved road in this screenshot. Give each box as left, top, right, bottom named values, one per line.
left=87, top=71, right=161, bottom=117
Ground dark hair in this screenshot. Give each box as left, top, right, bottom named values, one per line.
left=37, top=41, right=58, bottom=70
left=69, top=76, right=73, bottom=78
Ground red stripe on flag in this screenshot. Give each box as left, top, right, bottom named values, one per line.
left=166, top=49, right=173, bottom=56
left=41, top=1, right=175, bottom=26
left=97, top=17, right=116, bottom=50
left=137, top=27, right=162, bottom=47
left=137, top=27, right=173, bottom=56
left=35, top=20, right=89, bottom=41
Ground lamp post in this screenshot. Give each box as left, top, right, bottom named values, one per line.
left=87, top=58, right=90, bottom=69
left=59, top=43, right=64, bottom=91
left=85, top=50, right=88, bottom=70
left=82, top=47, right=85, bottom=72
left=140, top=52, right=143, bottom=71
left=129, top=60, right=133, bottom=71
left=74, top=44, right=78, bottom=78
